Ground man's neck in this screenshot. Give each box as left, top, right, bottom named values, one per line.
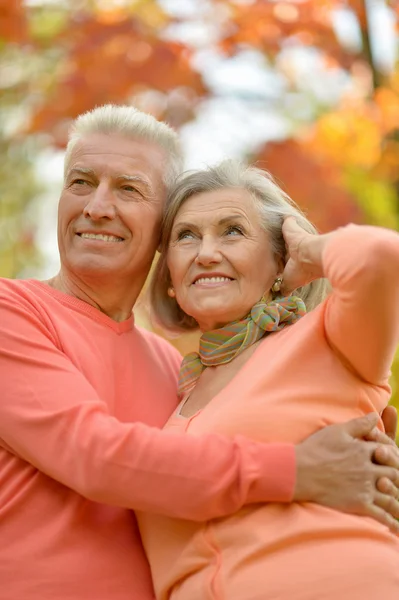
left=46, top=271, right=141, bottom=322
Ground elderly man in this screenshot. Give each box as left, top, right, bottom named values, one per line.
left=0, top=104, right=398, bottom=600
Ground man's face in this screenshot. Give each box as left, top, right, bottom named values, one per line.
left=58, top=133, right=167, bottom=287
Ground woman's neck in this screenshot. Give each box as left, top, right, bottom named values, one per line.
left=178, top=339, right=263, bottom=418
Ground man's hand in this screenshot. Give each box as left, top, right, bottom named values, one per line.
left=367, top=405, right=398, bottom=497
left=294, top=413, right=399, bottom=534
left=379, top=405, right=397, bottom=442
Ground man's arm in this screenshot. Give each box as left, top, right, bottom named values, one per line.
left=1, top=291, right=399, bottom=526
left=0, top=290, right=295, bottom=520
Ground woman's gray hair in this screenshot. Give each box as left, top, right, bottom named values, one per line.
left=64, top=104, right=183, bottom=191
left=151, top=159, right=329, bottom=334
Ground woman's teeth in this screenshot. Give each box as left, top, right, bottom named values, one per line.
left=194, top=277, right=232, bottom=284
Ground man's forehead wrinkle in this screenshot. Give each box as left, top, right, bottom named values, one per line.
left=67, top=137, right=166, bottom=202
left=67, top=163, right=155, bottom=193
left=70, top=144, right=157, bottom=170
left=71, top=140, right=164, bottom=164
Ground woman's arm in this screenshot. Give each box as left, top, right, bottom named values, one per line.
left=281, top=219, right=399, bottom=530
left=282, top=219, right=399, bottom=385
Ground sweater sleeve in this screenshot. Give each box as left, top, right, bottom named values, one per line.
left=0, top=290, right=295, bottom=521
left=323, top=224, right=399, bottom=385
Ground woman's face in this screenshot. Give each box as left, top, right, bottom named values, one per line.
left=167, top=187, right=281, bottom=331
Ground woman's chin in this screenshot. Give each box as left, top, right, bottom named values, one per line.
left=193, top=304, right=251, bottom=332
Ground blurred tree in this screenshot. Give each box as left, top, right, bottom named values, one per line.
left=214, top=0, right=399, bottom=416
left=3, top=0, right=398, bottom=260
left=0, top=0, right=206, bottom=278
left=217, top=0, right=399, bottom=229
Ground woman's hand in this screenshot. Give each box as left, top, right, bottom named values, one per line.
left=294, top=412, right=399, bottom=534
left=281, top=217, right=327, bottom=294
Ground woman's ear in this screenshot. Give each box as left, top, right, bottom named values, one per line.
left=275, top=254, right=285, bottom=274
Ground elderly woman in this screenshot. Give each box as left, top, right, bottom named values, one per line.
left=137, top=160, right=399, bottom=600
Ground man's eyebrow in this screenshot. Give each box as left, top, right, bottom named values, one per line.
left=66, top=167, right=96, bottom=179
left=65, top=169, right=154, bottom=196
left=116, top=174, right=154, bottom=196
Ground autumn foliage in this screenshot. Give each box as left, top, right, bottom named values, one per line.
left=2, top=0, right=398, bottom=231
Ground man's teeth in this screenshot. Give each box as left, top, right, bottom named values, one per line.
left=79, top=233, right=123, bottom=242
left=195, top=277, right=232, bottom=284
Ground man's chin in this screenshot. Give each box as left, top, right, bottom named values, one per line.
left=66, top=258, right=122, bottom=279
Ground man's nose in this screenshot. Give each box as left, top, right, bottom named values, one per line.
left=195, top=236, right=222, bottom=266
left=83, top=184, right=116, bottom=221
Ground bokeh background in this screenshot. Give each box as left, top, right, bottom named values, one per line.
left=1, top=0, right=399, bottom=419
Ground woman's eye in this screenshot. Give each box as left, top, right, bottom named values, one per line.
left=225, top=226, right=243, bottom=236
left=177, top=230, right=195, bottom=241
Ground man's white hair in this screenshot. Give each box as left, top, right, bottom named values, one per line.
left=64, top=104, right=183, bottom=190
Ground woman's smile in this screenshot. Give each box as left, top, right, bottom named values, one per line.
left=192, top=273, right=235, bottom=288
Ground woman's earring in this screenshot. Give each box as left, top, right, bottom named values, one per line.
left=167, top=287, right=176, bottom=298
left=271, top=277, right=283, bottom=293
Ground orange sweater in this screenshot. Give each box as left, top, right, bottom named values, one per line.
left=138, top=225, right=399, bottom=600
left=0, top=279, right=295, bottom=600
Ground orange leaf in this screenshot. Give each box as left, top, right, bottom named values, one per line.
left=0, top=0, right=29, bottom=43
left=255, top=139, right=364, bottom=232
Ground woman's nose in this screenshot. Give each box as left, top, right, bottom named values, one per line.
left=83, top=185, right=116, bottom=221
left=195, top=236, right=222, bottom=266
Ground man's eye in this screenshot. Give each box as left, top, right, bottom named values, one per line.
left=72, top=179, right=88, bottom=186
left=122, top=185, right=137, bottom=192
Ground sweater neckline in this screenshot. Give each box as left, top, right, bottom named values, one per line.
left=28, top=280, right=134, bottom=334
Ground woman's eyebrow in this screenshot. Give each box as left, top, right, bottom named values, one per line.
left=173, top=215, right=246, bottom=230
left=172, top=221, right=196, bottom=231
left=218, top=214, right=246, bottom=226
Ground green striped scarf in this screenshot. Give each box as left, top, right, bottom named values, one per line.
left=178, top=295, right=306, bottom=398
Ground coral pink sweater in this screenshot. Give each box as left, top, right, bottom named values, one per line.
left=0, top=279, right=295, bottom=600
left=138, top=225, right=399, bottom=600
